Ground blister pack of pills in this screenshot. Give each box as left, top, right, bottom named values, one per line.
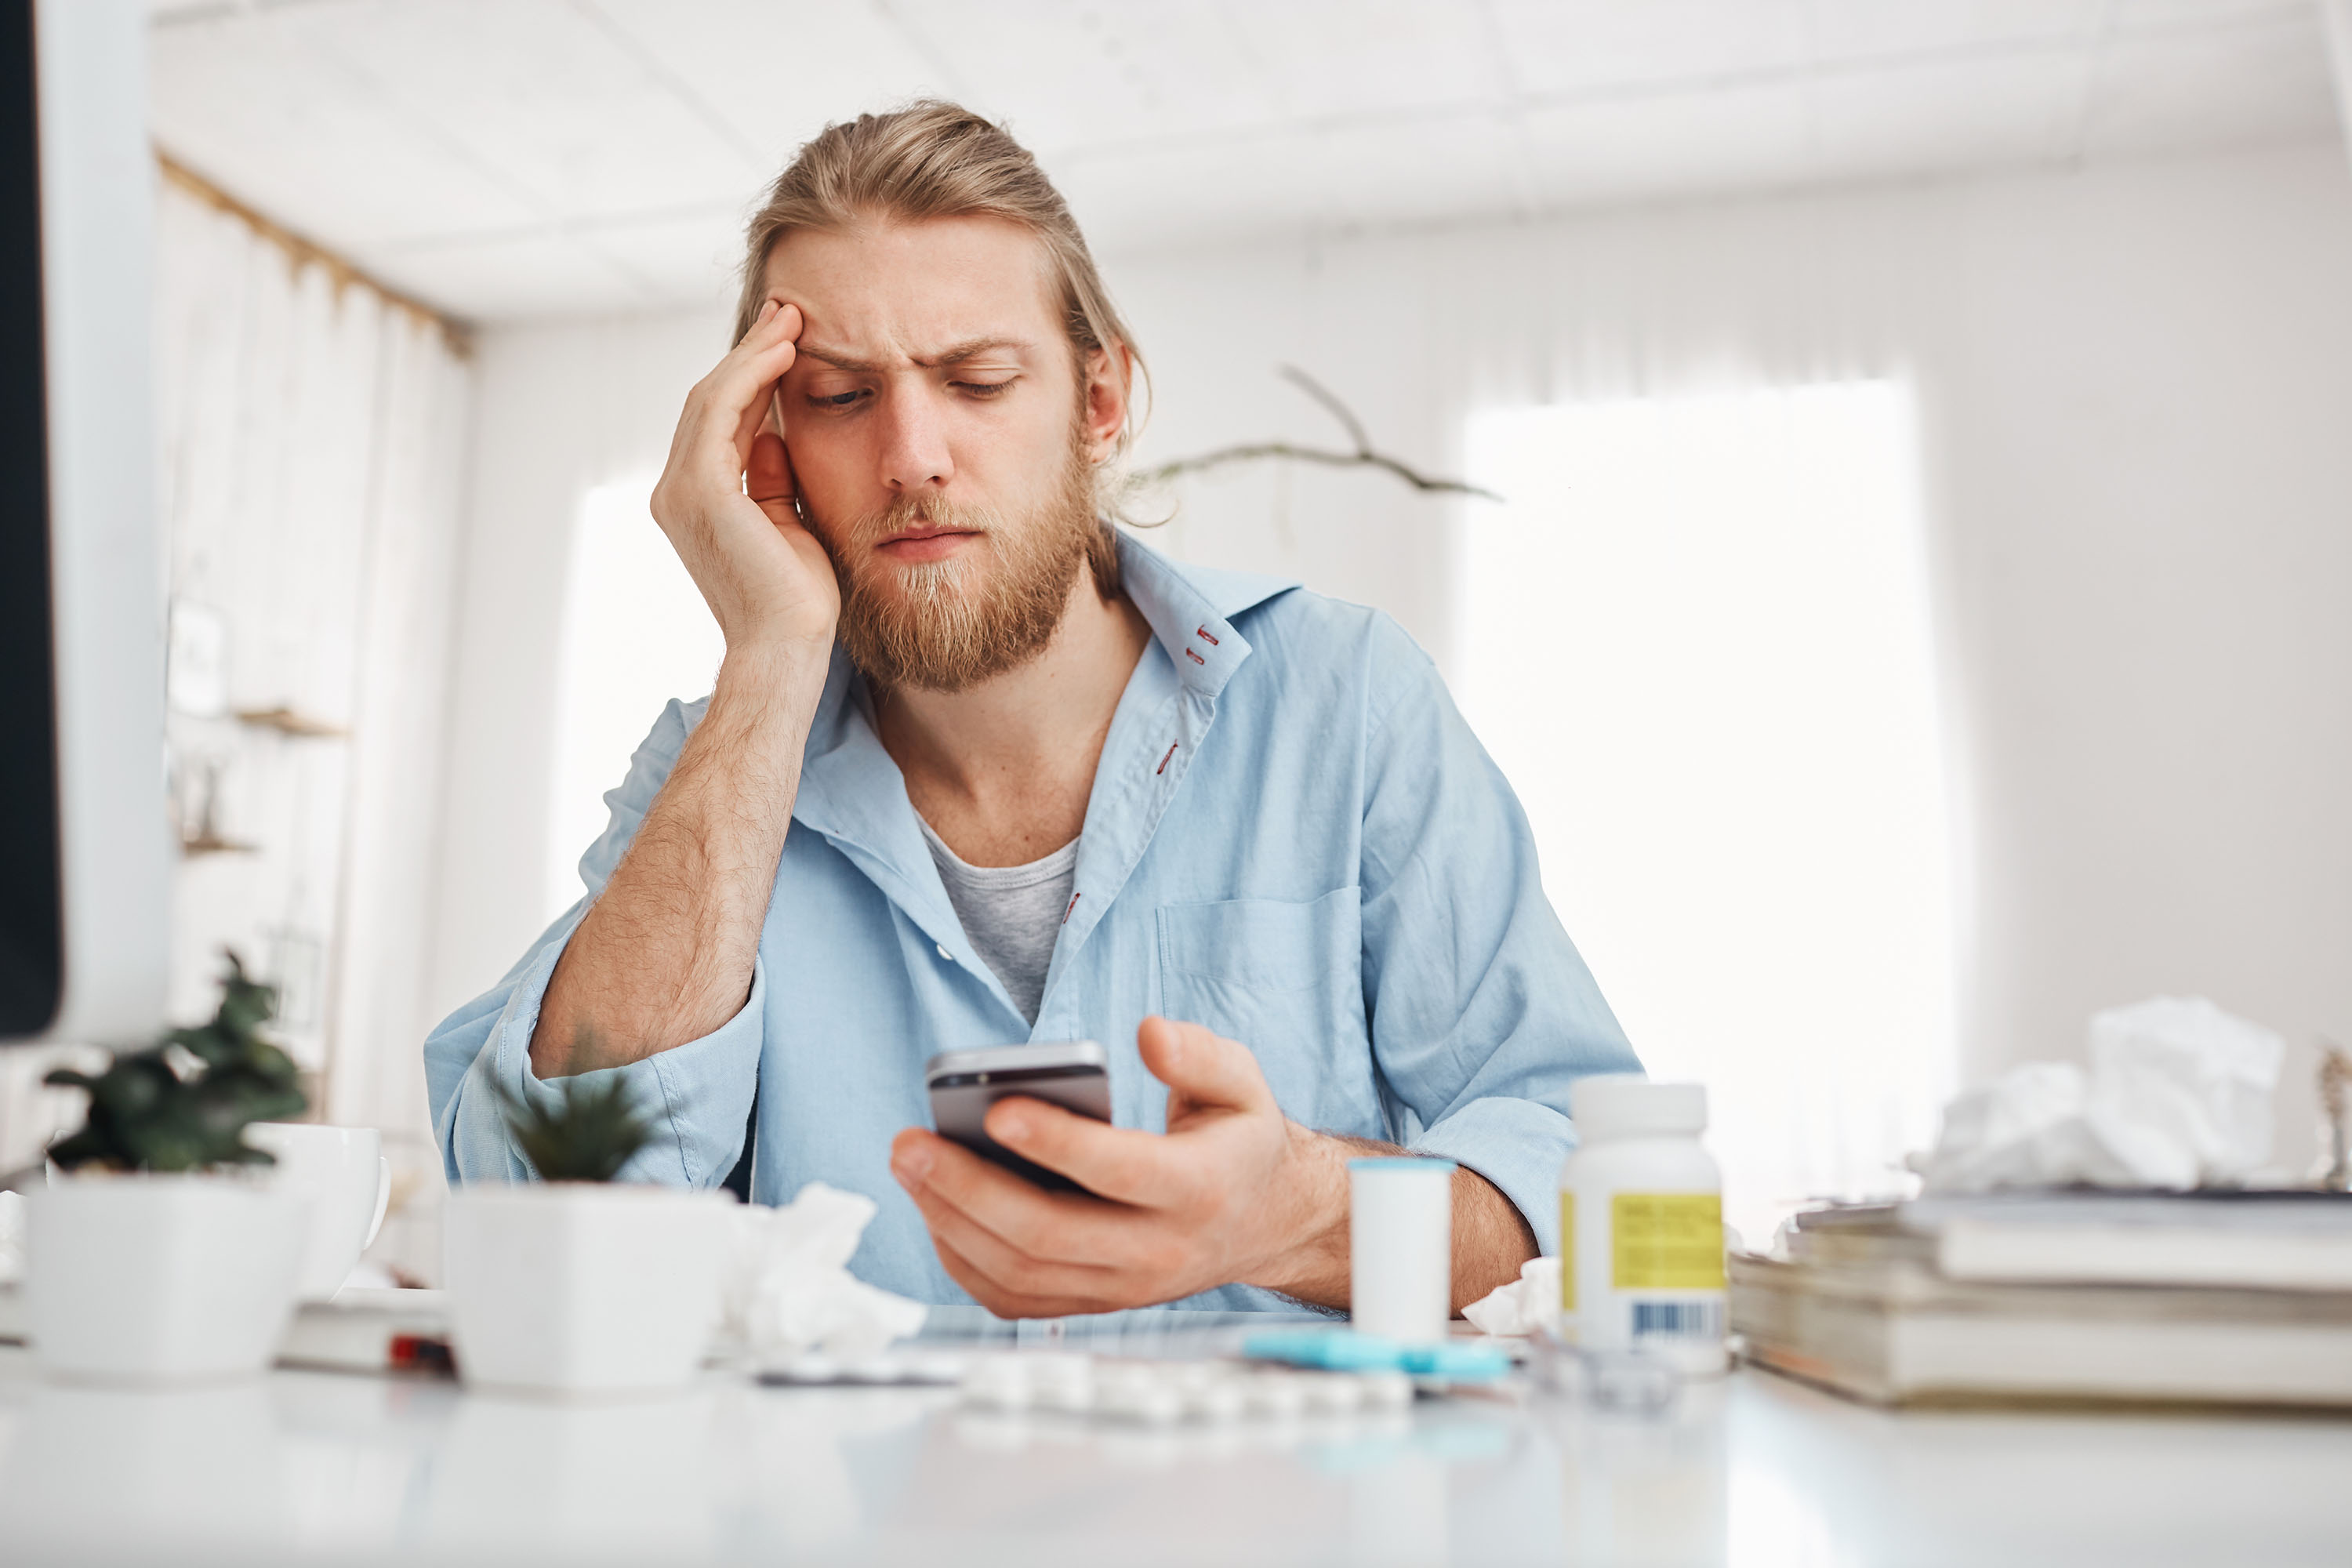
left=956, top=1352, right=1414, bottom=1427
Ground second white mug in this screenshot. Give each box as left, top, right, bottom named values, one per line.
left=245, top=1123, right=390, bottom=1301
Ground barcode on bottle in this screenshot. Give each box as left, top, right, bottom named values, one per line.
left=1630, top=1300, right=1722, bottom=1340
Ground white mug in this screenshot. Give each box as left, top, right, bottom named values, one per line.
left=245, top=1123, right=390, bottom=1301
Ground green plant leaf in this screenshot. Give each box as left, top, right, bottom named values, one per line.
left=42, top=949, right=307, bottom=1173
left=492, top=1056, right=655, bottom=1183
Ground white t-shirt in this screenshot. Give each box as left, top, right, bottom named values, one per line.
left=916, top=817, right=1077, bottom=1025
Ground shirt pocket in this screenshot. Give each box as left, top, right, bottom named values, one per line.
left=1155, top=889, right=1372, bottom=1128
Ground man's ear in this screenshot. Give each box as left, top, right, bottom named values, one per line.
left=1080, top=344, right=1130, bottom=462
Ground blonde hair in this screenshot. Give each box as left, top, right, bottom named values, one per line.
left=735, top=101, right=1148, bottom=562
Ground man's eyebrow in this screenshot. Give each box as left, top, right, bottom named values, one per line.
left=795, top=336, right=1033, bottom=372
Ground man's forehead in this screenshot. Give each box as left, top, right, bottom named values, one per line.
left=795, top=335, right=1033, bottom=372
left=760, top=216, right=1060, bottom=366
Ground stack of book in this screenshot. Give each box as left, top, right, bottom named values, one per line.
left=0, top=1283, right=453, bottom=1376
left=1730, top=1190, right=2352, bottom=1408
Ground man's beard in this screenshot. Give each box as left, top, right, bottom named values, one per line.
left=813, top=437, right=1102, bottom=694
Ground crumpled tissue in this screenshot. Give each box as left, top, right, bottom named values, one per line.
left=720, top=1181, right=926, bottom=1363
left=1914, top=995, right=2285, bottom=1193
left=0, top=1189, right=22, bottom=1287
left=1464, top=1255, right=1561, bottom=1337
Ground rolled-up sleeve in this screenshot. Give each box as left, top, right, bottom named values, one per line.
left=1356, top=619, right=1642, bottom=1254
left=423, top=695, right=760, bottom=1189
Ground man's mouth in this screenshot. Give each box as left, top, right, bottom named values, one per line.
left=875, top=519, right=983, bottom=563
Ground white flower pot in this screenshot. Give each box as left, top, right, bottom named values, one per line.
left=26, top=1174, right=304, bottom=1385
left=245, top=1123, right=391, bottom=1300
left=443, top=1184, right=731, bottom=1397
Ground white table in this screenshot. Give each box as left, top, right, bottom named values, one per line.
left=2, top=1323, right=2348, bottom=1567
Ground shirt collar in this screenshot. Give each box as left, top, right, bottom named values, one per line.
left=786, top=532, right=1296, bottom=954
left=1113, top=532, right=1297, bottom=702
left=799, top=529, right=1295, bottom=775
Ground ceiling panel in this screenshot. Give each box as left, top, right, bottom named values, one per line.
left=2106, top=0, right=2313, bottom=30
left=274, top=0, right=768, bottom=219
left=583, top=0, right=946, bottom=165
left=1065, top=110, right=1529, bottom=255
left=1805, top=48, right=2091, bottom=181
left=576, top=207, right=755, bottom=314
left=144, top=0, right=2349, bottom=324
left=1512, top=78, right=1813, bottom=209
left=358, top=229, right=659, bottom=321
left=895, top=0, right=1274, bottom=151
left=1802, top=0, right=2103, bottom=64
left=1490, top=0, right=1811, bottom=97
left=1220, top=1, right=1499, bottom=121
left=150, top=14, right=539, bottom=246
left=2082, top=7, right=2342, bottom=157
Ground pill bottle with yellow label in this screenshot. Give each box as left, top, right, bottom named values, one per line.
left=1558, top=1076, right=1727, bottom=1375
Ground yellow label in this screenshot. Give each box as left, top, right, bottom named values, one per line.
left=1610, top=1192, right=1725, bottom=1290
left=1559, top=1194, right=1576, bottom=1312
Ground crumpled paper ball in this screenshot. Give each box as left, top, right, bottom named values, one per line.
left=1914, top=996, right=2285, bottom=1193
left=1464, top=1254, right=1561, bottom=1337
left=720, top=1181, right=927, bottom=1363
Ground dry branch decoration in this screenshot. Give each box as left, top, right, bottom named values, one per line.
left=1137, top=365, right=1502, bottom=502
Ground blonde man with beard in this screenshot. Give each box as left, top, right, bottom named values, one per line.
left=427, top=102, right=1639, bottom=1319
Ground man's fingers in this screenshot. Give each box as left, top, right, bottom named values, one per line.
left=746, top=430, right=796, bottom=524
left=713, top=303, right=801, bottom=459
left=735, top=296, right=799, bottom=351
left=903, top=1179, right=1120, bottom=1302
left=899, top=1128, right=1154, bottom=1266
left=1137, top=1016, right=1276, bottom=1119
left=929, top=1236, right=1105, bottom=1321
left=982, top=1097, right=1199, bottom=1210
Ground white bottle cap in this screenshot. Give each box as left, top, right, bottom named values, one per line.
left=1570, top=1076, right=1708, bottom=1138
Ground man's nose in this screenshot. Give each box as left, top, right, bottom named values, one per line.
left=877, top=383, right=953, bottom=495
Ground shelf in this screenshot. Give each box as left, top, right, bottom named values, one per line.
left=233, top=706, right=349, bottom=739
left=180, top=833, right=260, bottom=859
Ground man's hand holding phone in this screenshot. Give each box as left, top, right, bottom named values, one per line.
left=891, top=1017, right=1352, bottom=1317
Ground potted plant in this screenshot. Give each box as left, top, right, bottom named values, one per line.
left=27, top=954, right=310, bottom=1384
left=442, top=1065, right=733, bottom=1397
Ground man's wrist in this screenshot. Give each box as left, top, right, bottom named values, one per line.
left=711, top=637, right=833, bottom=729
left=1240, top=1122, right=1354, bottom=1307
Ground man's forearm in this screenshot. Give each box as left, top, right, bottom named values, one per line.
left=1252, top=1129, right=1538, bottom=1314
left=529, top=643, right=827, bottom=1078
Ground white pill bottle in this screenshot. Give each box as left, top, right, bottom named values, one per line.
left=1559, top=1076, right=1727, bottom=1375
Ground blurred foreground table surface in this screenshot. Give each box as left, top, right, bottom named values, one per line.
left=3, top=1309, right=2349, bottom=1568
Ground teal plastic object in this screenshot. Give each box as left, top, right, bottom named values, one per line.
left=1240, top=1329, right=1512, bottom=1381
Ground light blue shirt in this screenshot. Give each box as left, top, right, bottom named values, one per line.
left=426, top=534, right=1639, bottom=1310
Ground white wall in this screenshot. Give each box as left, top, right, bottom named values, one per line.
left=431, top=139, right=2352, bottom=1171
left=429, top=314, right=724, bottom=1015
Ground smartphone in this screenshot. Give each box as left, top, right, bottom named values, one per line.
left=924, top=1040, right=1111, bottom=1193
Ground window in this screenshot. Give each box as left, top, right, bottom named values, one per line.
left=546, top=477, right=725, bottom=923
left=1461, top=382, right=1955, bottom=1243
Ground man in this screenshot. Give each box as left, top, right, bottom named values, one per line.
left=426, top=101, right=1638, bottom=1318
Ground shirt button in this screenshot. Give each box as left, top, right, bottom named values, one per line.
left=937, top=942, right=952, bottom=960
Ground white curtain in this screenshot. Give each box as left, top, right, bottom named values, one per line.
left=0, top=169, right=472, bottom=1212
left=153, top=162, right=473, bottom=1137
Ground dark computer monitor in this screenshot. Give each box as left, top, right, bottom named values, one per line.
left=0, top=0, right=169, bottom=1046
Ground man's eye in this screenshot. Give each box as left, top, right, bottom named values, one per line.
left=956, top=379, right=1014, bottom=398
left=806, top=390, right=866, bottom=409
